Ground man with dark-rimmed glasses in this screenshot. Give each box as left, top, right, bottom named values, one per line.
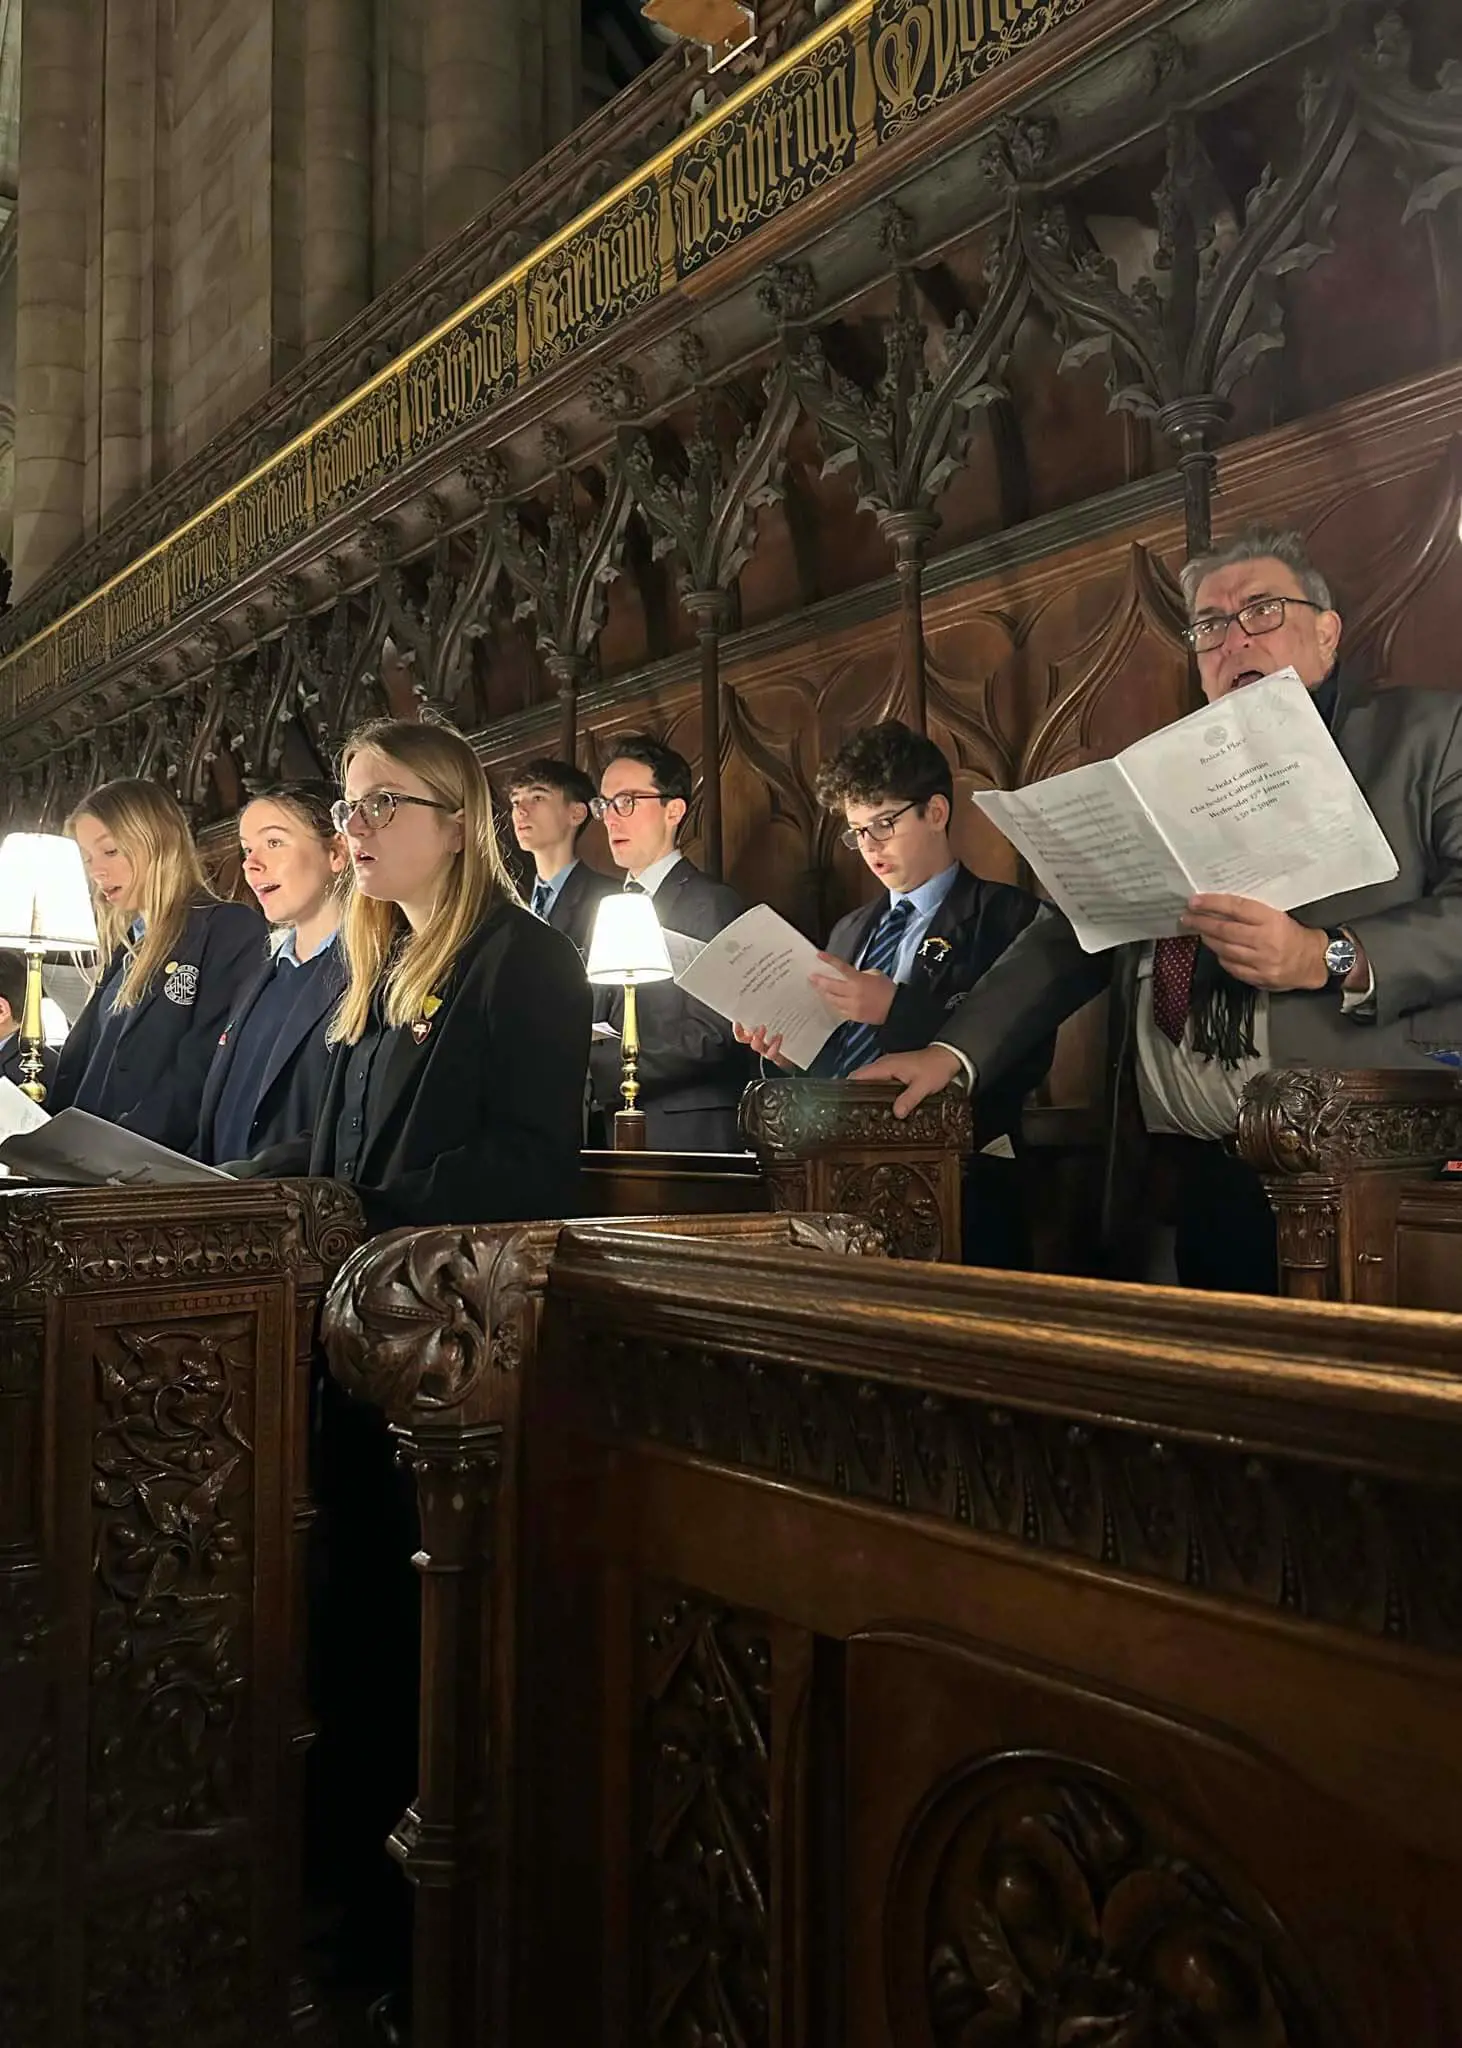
left=853, top=525, right=1462, bottom=1294
left=587, top=733, right=752, bottom=1151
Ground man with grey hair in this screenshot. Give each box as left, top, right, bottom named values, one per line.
left=854, top=524, right=1462, bottom=1294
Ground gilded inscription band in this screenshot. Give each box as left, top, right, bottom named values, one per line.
left=0, top=0, right=1092, bottom=712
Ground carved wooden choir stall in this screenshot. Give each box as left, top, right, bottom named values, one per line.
left=3, top=0, right=1462, bottom=2040
left=321, top=1207, right=1462, bottom=2048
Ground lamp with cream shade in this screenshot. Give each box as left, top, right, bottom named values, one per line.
left=584, top=893, right=674, bottom=1150
left=0, top=833, right=100, bottom=1101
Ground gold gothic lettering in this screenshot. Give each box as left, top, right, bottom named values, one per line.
left=172, top=520, right=230, bottom=607
left=234, top=462, right=311, bottom=563
left=315, top=390, right=402, bottom=506
left=407, top=314, right=507, bottom=446
left=872, top=0, right=1042, bottom=115
left=110, top=565, right=169, bottom=648
left=529, top=204, right=658, bottom=357
left=59, top=605, right=107, bottom=674
left=673, top=62, right=854, bottom=252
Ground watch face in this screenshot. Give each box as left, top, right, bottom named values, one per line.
left=1325, top=937, right=1358, bottom=976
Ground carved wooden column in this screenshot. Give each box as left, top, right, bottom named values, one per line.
left=766, top=211, right=1029, bottom=733
left=485, top=436, right=633, bottom=767
left=741, top=1079, right=973, bottom=1261
left=996, top=92, right=1357, bottom=556
left=320, top=1209, right=882, bottom=2048
left=615, top=342, right=796, bottom=877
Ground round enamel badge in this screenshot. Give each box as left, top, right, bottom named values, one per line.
left=164, top=963, right=200, bottom=1006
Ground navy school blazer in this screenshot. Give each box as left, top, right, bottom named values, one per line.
left=246, top=900, right=592, bottom=1232
left=195, top=938, right=347, bottom=1165
left=51, top=900, right=268, bottom=1153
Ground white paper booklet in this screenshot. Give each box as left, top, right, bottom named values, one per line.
left=971, top=668, right=1398, bottom=953
left=674, top=903, right=850, bottom=1071
left=0, top=1107, right=234, bottom=1187
left=0, top=1076, right=52, bottom=1141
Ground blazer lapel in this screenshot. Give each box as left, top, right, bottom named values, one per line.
left=198, top=958, right=273, bottom=1127
left=253, top=950, right=343, bottom=1107
left=114, top=904, right=205, bottom=1046
left=904, top=866, right=975, bottom=988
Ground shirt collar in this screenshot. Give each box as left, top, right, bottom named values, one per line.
left=889, top=860, right=960, bottom=918
left=629, top=851, right=683, bottom=900
left=535, top=857, right=578, bottom=895
left=129, top=915, right=146, bottom=943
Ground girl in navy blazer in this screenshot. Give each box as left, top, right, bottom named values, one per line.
left=196, top=782, right=348, bottom=1166
left=53, top=780, right=266, bottom=1152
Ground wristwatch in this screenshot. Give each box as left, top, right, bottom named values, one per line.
left=1323, top=927, right=1359, bottom=986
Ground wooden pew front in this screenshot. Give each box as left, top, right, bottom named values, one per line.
left=0, top=1178, right=363, bottom=2048
left=322, top=1217, right=1462, bottom=2048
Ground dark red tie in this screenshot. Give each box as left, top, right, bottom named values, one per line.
left=1151, top=935, right=1199, bottom=1046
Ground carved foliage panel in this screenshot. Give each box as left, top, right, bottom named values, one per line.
left=636, top=1589, right=773, bottom=2046
left=89, top=1314, right=256, bottom=1845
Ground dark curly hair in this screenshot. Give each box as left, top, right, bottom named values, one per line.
left=814, top=721, right=953, bottom=814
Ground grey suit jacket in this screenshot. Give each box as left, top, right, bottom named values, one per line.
left=938, top=669, right=1462, bottom=1214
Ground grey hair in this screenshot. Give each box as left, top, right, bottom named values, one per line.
left=1180, top=526, right=1334, bottom=617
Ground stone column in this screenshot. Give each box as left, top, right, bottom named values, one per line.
left=13, top=0, right=92, bottom=594
left=98, top=0, right=149, bottom=523
left=422, top=0, right=525, bottom=246
left=303, top=0, right=373, bottom=347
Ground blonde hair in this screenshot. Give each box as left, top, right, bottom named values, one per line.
left=67, top=780, right=216, bottom=1011
left=331, top=717, right=520, bottom=1045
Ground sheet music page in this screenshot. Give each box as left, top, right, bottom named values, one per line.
left=673, top=904, right=849, bottom=1071
left=972, top=669, right=1398, bottom=953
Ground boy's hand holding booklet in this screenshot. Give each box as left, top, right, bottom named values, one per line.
left=674, top=903, right=852, bottom=1071
left=970, top=667, right=1398, bottom=952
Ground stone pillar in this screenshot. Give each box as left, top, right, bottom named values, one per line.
left=303, top=0, right=373, bottom=347
left=422, top=0, right=525, bottom=246
left=13, top=0, right=92, bottom=594
left=542, top=0, right=581, bottom=149
left=98, top=0, right=149, bottom=522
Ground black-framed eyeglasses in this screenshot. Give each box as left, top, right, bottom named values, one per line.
left=330, top=791, right=454, bottom=833
left=839, top=801, right=918, bottom=851
left=1183, top=595, right=1325, bottom=654
left=590, top=790, right=669, bottom=821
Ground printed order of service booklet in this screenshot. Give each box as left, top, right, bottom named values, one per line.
left=970, top=667, right=1398, bottom=952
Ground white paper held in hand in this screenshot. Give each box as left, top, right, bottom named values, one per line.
left=970, top=667, right=1398, bottom=952
left=672, top=903, right=851, bottom=1070
left=0, top=1078, right=50, bottom=1161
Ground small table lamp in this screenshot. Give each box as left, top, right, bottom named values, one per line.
left=585, top=894, right=674, bottom=1151
left=0, top=833, right=100, bottom=1102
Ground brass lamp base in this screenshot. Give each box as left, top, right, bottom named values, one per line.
left=612, top=1109, right=648, bottom=1152
left=17, top=948, right=47, bottom=1104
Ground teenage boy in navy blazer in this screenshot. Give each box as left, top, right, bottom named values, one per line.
left=588, top=734, right=753, bottom=1153
left=0, top=950, right=59, bottom=1098
left=507, top=756, right=618, bottom=961
left=737, top=721, right=1051, bottom=1266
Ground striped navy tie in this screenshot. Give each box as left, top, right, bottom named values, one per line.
left=531, top=878, right=552, bottom=920
left=829, top=897, right=914, bottom=1078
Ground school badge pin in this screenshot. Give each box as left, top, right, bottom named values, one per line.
left=918, top=936, right=952, bottom=966
left=411, top=993, right=443, bottom=1044
left=163, top=961, right=200, bottom=1006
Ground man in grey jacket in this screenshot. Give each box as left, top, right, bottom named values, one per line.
left=855, top=526, right=1462, bottom=1293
